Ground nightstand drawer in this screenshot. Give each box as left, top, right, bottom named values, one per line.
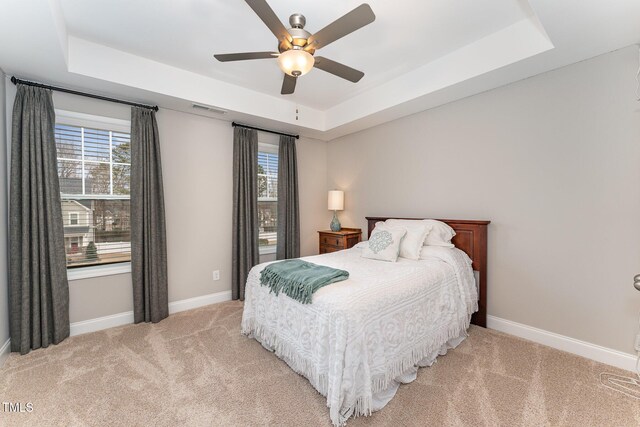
left=319, top=245, right=342, bottom=254
left=318, top=228, right=362, bottom=254
left=321, top=235, right=344, bottom=247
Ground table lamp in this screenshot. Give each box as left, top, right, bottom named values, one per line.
left=328, top=190, right=344, bottom=232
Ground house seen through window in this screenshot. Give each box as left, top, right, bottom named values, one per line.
left=55, top=113, right=132, bottom=268
left=258, top=143, right=278, bottom=253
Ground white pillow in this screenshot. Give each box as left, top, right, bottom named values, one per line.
left=385, top=219, right=455, bottom=248
left=424, top=220, right=455, bottom=247
left=353, top=241, right=368, bottom=249
left=420, top=245, right=454, bottom=260
left=420, top=246, right=473, bottom=267
left=361, top=223, right=407, bottom=262
left=398, top=224, right=432, bottom=260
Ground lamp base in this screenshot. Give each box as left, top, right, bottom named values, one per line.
left=330, top=211, right=341, bottom=232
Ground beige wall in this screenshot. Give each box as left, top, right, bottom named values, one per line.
left=3, top=84, right=328, bottom=323
left=327, top=46, right=640, bottom=354
left=298, top=135, right=331, bottom=256
left=159, top=109, right=234, bottom=302
left=0, top=70, right=8, bottom=348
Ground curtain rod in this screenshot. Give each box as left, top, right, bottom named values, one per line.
left=10, top=76, right=159, bottom=112
left=232, top=121, right=299, bottom=139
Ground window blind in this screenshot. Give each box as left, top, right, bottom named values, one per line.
left=55, top=123, right=132, bottom=268
left=258, top=150, right=278, bottom=248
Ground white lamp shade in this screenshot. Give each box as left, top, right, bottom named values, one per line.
left=277, top=49, right=315, bottom=77
left=328, top=190, right=344, bottom=211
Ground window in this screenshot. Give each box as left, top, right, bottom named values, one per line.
left=69, top=212, right=79, bottom=225
left=258, top=142, right=278, bottom=254
left=55, top=111, right=132, bottom=269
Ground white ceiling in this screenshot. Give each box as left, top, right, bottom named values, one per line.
left=0, top=0, right=639, bottom=140
left=60, top=0, right=535, bottom=110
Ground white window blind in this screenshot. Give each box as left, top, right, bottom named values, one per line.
left=258, top=147, right=278, bottom=251
left=55, top=120, right=131, bottom=268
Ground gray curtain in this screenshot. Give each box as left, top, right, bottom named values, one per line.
left=131, top=107, right=168, bottom=323
left=276, top=135, right=300, bottom=260
left=9, top=85, right=69, bottom=354
left=232, top=126, right=259, bottom=300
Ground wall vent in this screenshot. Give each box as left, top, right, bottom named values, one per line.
left=192, top=103, right=227, bottom=115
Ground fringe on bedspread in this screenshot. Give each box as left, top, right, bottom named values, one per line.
left=241, top=300, right=478, bottom=426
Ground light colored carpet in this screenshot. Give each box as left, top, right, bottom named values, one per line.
left=1, top=301, right=639, bottom=426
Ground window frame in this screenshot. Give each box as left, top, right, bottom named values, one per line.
left=55, top=110, right=133, bottom=280
left=69, top=212, right=79, bottom=225
left=257, top=140, right=279, bottom=255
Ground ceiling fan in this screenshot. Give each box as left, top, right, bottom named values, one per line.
left=214, top=0, right=376, bottom=95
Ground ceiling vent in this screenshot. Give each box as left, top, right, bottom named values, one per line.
left=192, top=103, right=227, bottom=114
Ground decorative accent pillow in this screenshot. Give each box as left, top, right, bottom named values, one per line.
left=361, top=223, right=406, bottom=262
left=385, top=219, right=456, bottom=248
left=398, top=224, right=432, bottom=260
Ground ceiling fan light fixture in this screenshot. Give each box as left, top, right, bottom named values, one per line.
left=278, top=49, right=314, bottom=77
left=213, top=1, right=375, bottom=94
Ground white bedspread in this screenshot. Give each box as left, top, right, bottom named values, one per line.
left=241, top=246, right=478, bottom=426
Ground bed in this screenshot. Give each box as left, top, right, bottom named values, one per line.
left=241, top=216, right=489, bottom=425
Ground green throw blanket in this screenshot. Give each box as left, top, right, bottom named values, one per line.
left=259, top=259, right=349, bottom=304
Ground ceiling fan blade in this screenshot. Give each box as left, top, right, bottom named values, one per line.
left=245, top=0, right=292, bottom=44
left=306, top=4, right=375, bottom=50
left=214, top=52, right=278, bottom=62
left=313, top=57, right=364, bottom=83
left=281, top=74, right=297, bottom=95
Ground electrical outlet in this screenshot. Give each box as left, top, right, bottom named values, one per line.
left=212, top=270, right=220, bottom=281
left=635, top=333, right=640, bottom=352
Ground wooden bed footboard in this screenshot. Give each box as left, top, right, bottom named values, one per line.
left=365, top=217, right=490, bottom=327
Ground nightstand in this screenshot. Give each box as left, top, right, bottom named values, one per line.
left=318, top=228, right=362, bottom=254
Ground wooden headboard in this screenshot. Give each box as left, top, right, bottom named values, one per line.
left=366, top=217, right=490, bottom=327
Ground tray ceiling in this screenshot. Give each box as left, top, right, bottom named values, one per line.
left=0, top=0, right=638, bottom=140
left=60, top=0, right=535, bottom=110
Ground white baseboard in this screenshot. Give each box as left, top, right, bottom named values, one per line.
left=487, top=315, right=638, bottom=372
left=69, top=290, right=232, bottom=337
left=69, top=311, right=135, bottom=336
left=168, top=290, right=232, bottom=314
left=0, top=339, right=10, bottom=368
